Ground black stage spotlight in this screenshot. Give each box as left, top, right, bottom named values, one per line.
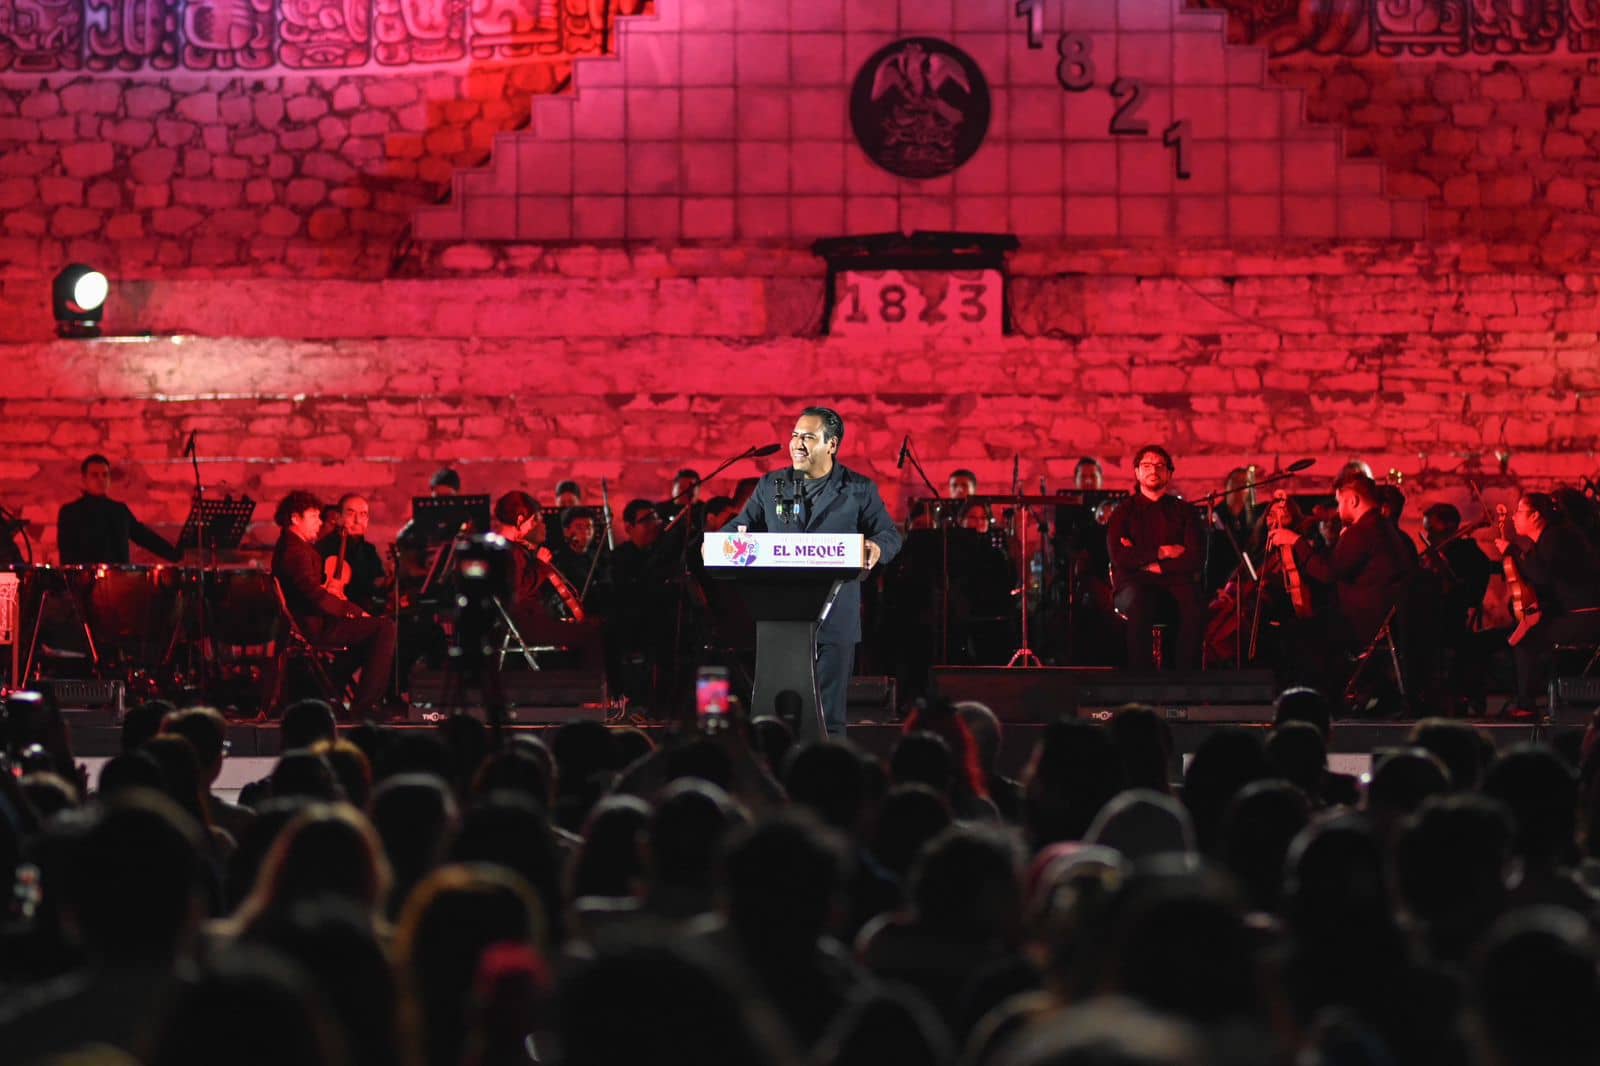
left=52, top=263, right=109, bottom=338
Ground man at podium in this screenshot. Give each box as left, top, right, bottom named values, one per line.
left=729, top=407, right=903, bottom=736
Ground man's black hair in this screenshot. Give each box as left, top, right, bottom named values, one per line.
left=80, top=453, right=111, bottom=476
left=801, top=406, right=845, bottom=448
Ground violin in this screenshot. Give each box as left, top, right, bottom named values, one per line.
left=531, top=543, right=586, bottom=623
left=323, top=529, right=351, bottom=599
left=1496, top=503, right=1541, bottom=646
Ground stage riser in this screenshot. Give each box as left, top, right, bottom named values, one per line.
left=931, top=666, right=1278, bottom=724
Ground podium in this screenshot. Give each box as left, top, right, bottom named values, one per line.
left=702, top=531, right=865, bottom=741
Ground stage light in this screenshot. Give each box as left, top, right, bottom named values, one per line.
left=53, top=264, right=109, bottom=338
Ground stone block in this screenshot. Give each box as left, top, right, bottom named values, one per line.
left=61, top=142, right=115, bottom=177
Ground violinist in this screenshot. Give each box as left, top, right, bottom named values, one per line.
left=1495, top=493, right=1600, bottom=718
left=316, top=494, right=388, bottom=613
left=1206, top=494, right=1318, bottom=676
left=492, top=491, right=587, bottom=628
left=1267, top=472, right=1414, bottom=664
left=1413, top=503, right=1494, bottom=714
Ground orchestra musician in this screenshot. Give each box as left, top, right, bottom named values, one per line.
left=1414, top=502, right=1495, bottom=714
left=1494, top=493, right=1600, bottom=719
left=491, top=492, right=587, bottom=630
left=610, top=498, right=673, bottom=713
left=730, top=406, right=903, bottom=737
left=316, top=493, right=388, bottom=613
left=1267, top=472, right=1415, bottom=695
left=1074, top=457, right=1104, bottom=491
left=57, top=454, right=182, bottom=565
left=271, top=490, right=397, bottom=719
left=1105, top=445, right=1206, bottom=670
left=948, top=469, right=979, bottom=502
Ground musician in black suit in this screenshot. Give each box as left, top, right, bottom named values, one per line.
left=315, top=493, right=388, bottom=613
left=1495, top=493, right=1600, bottom=717
left=272, top=490, right=397, bottom=719
left=57, top=454, right=182, bottom=565
left=1105, top=445, right=1206, bottom=669
left=729, top=407, right=903, bottom=737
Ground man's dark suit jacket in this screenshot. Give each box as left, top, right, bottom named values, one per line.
left=729, top=462, right=903, bottom=645
left=57, top=495, right=181, bottom=565
left=1296, top=508, right=1415, bottom=644
left=273, top=530, right=364, bottom=636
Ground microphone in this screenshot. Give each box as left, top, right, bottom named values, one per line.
left=1287, top=458, right=1315, bottom=473
left=183, top=431, right=197, bottom=457
left=750, top=443, right=781, bottom=458
left=896, top=435, right=910, bottom=470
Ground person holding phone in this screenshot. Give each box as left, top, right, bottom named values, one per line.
left=728, top=407, right=903, bottom=737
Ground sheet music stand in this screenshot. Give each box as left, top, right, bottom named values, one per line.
left=410, top=494, right=492, bottom=546
left=178, top=497, right=255, bottom=551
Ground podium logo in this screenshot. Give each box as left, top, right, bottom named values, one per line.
left=723, top=537, right=760, bottom=567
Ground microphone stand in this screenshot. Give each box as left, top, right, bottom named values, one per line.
left=899, top=437, right=952, bottom=665
left=185, top=434, right=214, bottom=701
left=1005, top=455, right=1042, bottom=668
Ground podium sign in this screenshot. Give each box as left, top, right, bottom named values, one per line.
left=703, top=532, right=865, bottom=570
left=701, top=532, right=866, bottom=740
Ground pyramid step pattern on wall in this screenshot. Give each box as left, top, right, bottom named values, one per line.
left=412, top=0, right=1425, bottom=243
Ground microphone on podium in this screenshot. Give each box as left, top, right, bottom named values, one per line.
left=896, top=435, right=910, bottom=470
left=750, top=443, right=782, bottom=458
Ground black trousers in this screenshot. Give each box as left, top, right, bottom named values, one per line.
left=816, top=641, right=855, bottom=739
left=1115, top=582, right=1203, bottom=670
left=308, top=614, right=398, bottom=715
left=1512, top=610, right=1600, bottom=707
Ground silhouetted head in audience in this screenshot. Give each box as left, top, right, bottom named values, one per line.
left=67, top=790, right=206, bottom=964
left=611, top=725, right=654, bottom=769
left=449, top=792, right=563, bottom=949
left=242, top=899, right=403, bottom=1066
left=148, top=946, right=342, bottom=1066
left=1407, top=718, right=1492, bottom=792
left=870, top=784, right=952, bottom=884
left=160, top=706, right=229, bottom=787
left=369, top=773, right=458, bottom=921
left=470, top=747, right=552, bottom=810
left=1087, top=789, right=1196, bottom=866
left=374, top=731, right=452, bottom=784
left=556, top=939, right=796, bottom=1066
left=1481, top=743, right=1580, bottom=871
left=312, top=738, right=373, bottom=809
left=1266, top=721, right=1326, bottom=800
left=396, top=864, right=546, bottom=1066
left=120, top=699, right=175, bottom=753
left=437, top=712, right=490, bottom=796
left=1181, top=727, right=1272, bottom=855
left=1365, top=747, right=1451, bottom=840
left=96, top=749, right=167, bottom=798
left=718, top=809, right=847, bottom=956
left=551, top=719, right=623, bottom=829
left=20, top=772, right=79, bottom=819
left=749, top=716, right=795, bottom=778
left=139, top=733, right=214, bottom=830
left=234, top=802, right=391, bottom=935
left=1105, top=874, right=1260, bottom=1027
left=463, top=942, right=553, bottom=1066
left=570, top=794, right=651, bottom=900
left=784, top=740, right=868, bottom=833
left=1108, top=704, right=1174, bottom=793
left=901, top=698, right=988, bottom=801
left=1024, top=719, right=1124, bottom=847
left=1474, top=907, right=1600, bottom=1066
left=1282, top=814, right=1394, bottom=949
left=908, top=825, right=1023, bottom=944
left=1221, top=779, right=1311, bottom=914
left=890, top=730, right=956, bottom=798
left=279, top=699, right=338, bottom=753
left=644, top=779, right=747, bottom=915
left=270, top=748, right=345, bottom=803
left=955, top=700, right=1004, bottom=777
left=225, top=797, right=315, bottom=911
left=1273, top=686, right=1333, bottom=740
left=1391, top=793, right=1515, bottom=966
left=990, top=998, right=1200, bottom=1066
left=663, top=736, right=735, bottom=792
left=814, top=986, right=953, bottom=1066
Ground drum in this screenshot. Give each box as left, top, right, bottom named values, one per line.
left=76, top=564, right=183, bottom=666
left=201, top=568, right=280, bottom=647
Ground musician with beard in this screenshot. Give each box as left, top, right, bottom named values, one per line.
left=316, top=493, right=387, bottom=613
left=1105, top=445, right=1206, bottom=670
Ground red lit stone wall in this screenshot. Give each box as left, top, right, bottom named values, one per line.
left=2, top=245, right=1595, bottom=559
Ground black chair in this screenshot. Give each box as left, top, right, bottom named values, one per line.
left=268, top=579, right=349, bottom=712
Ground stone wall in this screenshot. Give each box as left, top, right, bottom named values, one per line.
left=2, top=244, right=1595, bottom=559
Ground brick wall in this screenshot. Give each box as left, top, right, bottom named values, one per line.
left=2, top=245, right=1594, bottom=559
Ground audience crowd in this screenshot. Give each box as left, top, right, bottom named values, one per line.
left=2, top=687, right=1600, bottom=1066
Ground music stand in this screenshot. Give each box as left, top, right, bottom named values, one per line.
left=177, top=497, right=255, bottom=552
left=410, top=494, right=492, bottom=546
